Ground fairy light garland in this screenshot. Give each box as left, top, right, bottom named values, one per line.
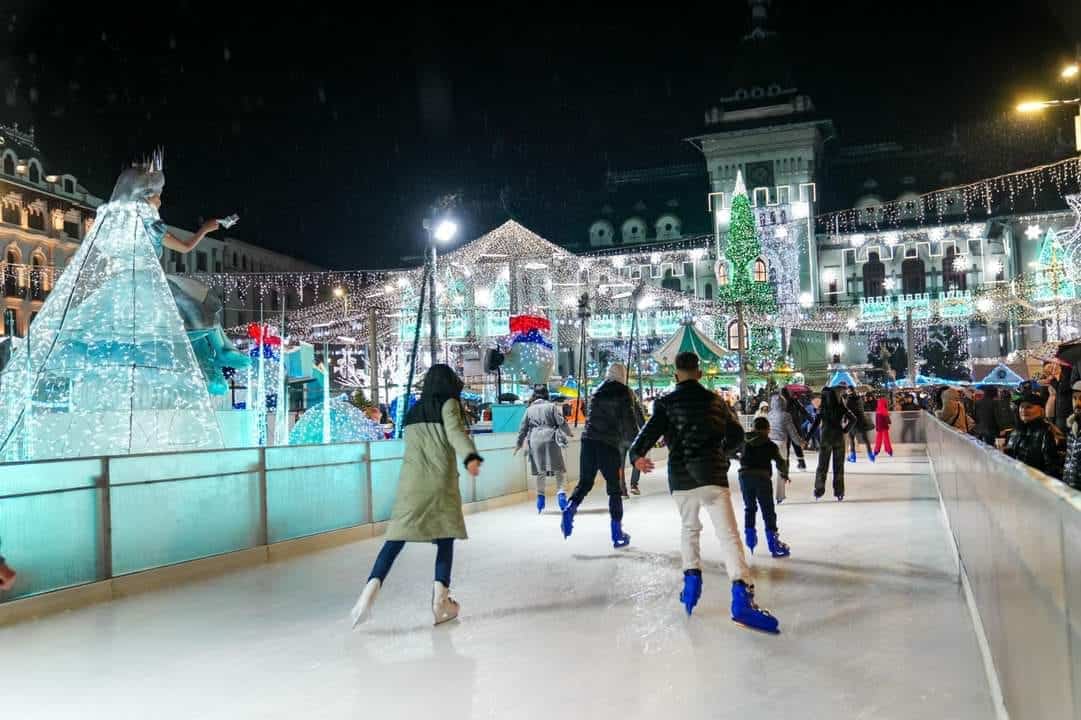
left=818, top=157, right=1081, bottom=233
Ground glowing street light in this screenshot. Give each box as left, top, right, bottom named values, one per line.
left=433, top=219, right=458, bottom=244
left=1063, top=64, right=1079, bottom=80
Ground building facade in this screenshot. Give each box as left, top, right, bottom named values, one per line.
left=0, top=123, right=101, bottom=339
left=571, top=0, right=1079, bottom=377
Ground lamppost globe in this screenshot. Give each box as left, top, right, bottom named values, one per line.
left=1063, top=64, right=1079, bottom=79
left=798, top=292, right=814, bottom=309
left=433, top=219, right=458, bottom=243
left=333, top=286, right=344, bottom=298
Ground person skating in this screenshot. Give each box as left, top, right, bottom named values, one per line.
left=629, top=352, right=779, bottom=633
left=0, top=541, right=14, bottom=591
left=844, top=388, right=875, bottom=463
left=873, top=397, right=893, bottom=457
left=515, top=385, right=573, bottom=513
left=1004, top=386, right=1065, bottom=479
left=782, top=387, right=810, bottom=469
left=767, top=393, right=804, bottom=488
left=809, top=386, right=859, bottom=501
left=738, top=417, right=791, bottom=558
left=561, top=363, right=641, bottom=548
left=351, top=364, right=483, bottom=628
left=1062, top=381, right=1081, bottom=491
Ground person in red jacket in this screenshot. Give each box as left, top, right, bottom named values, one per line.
left=873, top=397, right=893, bottom=457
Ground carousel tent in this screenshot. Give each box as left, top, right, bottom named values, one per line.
left=652, top=320, right=728, bottom=366
left=976, top=363, right=1026, bottom=387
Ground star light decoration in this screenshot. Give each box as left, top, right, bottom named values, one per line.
left=1026, top=224, right=1043, bottom=240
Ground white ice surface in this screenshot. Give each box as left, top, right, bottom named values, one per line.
left=1, top=448, right=993, bottom=719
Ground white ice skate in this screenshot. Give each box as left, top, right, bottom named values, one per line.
left=432, top=581, right=460, bottom=626
left=350, top=578, right=381, bottom=628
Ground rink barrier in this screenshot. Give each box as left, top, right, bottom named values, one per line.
left=0, top=432, right=531, bottom=623
left=926, top=414, right=1081, bottom=720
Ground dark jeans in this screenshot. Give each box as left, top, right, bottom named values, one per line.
left=369, top=538, right=455, bottom=587
left=788, top=439, right=804, bottom=460
left=814, top=442, right=846, bottom=498
left=572, top=438, right=625, bottom=521
left=739, top=471, right=777, bottom=532
left=629, top=467, right=641, bottom=489
left=848, top=428, right=872, bottom=456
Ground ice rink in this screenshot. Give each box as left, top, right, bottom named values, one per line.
left=1, top=447, right=994, bottom=719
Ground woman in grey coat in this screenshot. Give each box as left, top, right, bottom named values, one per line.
left=516, top=385, right=573, bottom=513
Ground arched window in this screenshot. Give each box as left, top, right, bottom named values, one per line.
left=5, top=248, right=16, bottom=265
left=902, top=257, right=926, bottom=295
left=27, top=209, right=44, bottom=231
left=943, top=246, right=967, bottom=291
left=753, top=258, right=768, bottom=282
left=2, top=155, right=13, bottom=175
left=63, top=178, right=74, bottom=194
left=30, top=252, right=47, bottom=298
left=727, top=321, right=748, bottom=351
left=2, top=203, right=20, bottom=225
left=28, top=163, right=39, bottom=184
left=3, top=308, right=17, bottom=337
left=863, top=252, right=886, bottom=298
left=661, top=269, right=681, bottom=292
left=704, top=283, right=714, bottom=300
left=716, top=262, right=729, bottom=286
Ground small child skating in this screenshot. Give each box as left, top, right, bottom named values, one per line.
left=873, top=397, right=893, bottom=457
left=739, top=417, right=791, bottom=558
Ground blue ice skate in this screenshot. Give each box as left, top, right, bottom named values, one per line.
left=731, top=580, right=779, bottom=634
left=561, top=501, right=578, bottom=539
left=610, top=520, right=630, bottom=548
left=557, top=490, right=568, bottom=511
left=744, top=526, right=758, bottom=554
left=536, top=494, right=546, bottom=514
left=765, top=530, right=790, bottom=558
left=680, top=571, right=702, bottom=616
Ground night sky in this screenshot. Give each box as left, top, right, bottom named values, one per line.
left=3, top=1, right=1078, bottom=269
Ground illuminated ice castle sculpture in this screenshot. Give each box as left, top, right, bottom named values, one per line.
left=0, top=199, right=224, bottom=462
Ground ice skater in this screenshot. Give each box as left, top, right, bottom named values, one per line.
left=561, top=362, right=642, bottom=548
left=0, top=540, right=14, bottom=591
left=738, top=417, right=791, bottom=558
left=630, top=352, right=780, bottom=633
left=515, top=385, right=573, bottom=513
left=350, top=364, right=483, bottom=628
left=845, top=387, right=875, bottom=463
left=809, top=386, right=859, bottom=501
left=767, top=393, right=804, bottom=500
left=873, top=397, right=894, bottom=457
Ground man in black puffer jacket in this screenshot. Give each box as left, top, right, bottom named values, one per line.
left=561, top=362, right=642, bottom=548
left=630, top=352, right=779, bottom=633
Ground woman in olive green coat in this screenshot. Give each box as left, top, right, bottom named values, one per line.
left=351, top=365, right=483, bottom=628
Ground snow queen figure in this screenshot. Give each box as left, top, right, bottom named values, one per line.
left=110, top=152, right=248, bottom=392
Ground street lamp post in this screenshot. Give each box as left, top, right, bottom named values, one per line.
left=421, top=216, right=458, bottom=365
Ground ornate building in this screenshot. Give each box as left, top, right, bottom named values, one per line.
left=0, top=123, right=102, bottom=339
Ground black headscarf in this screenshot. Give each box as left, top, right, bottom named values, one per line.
left=404, top=364, right=464, bottom=428
left=532, top=385, right=550, bottom=401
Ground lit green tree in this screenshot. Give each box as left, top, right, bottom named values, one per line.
left=721, top=170, right=775, bottom=311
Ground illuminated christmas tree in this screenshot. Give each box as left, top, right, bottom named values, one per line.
left=721, top=170, right=775, bottom=311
